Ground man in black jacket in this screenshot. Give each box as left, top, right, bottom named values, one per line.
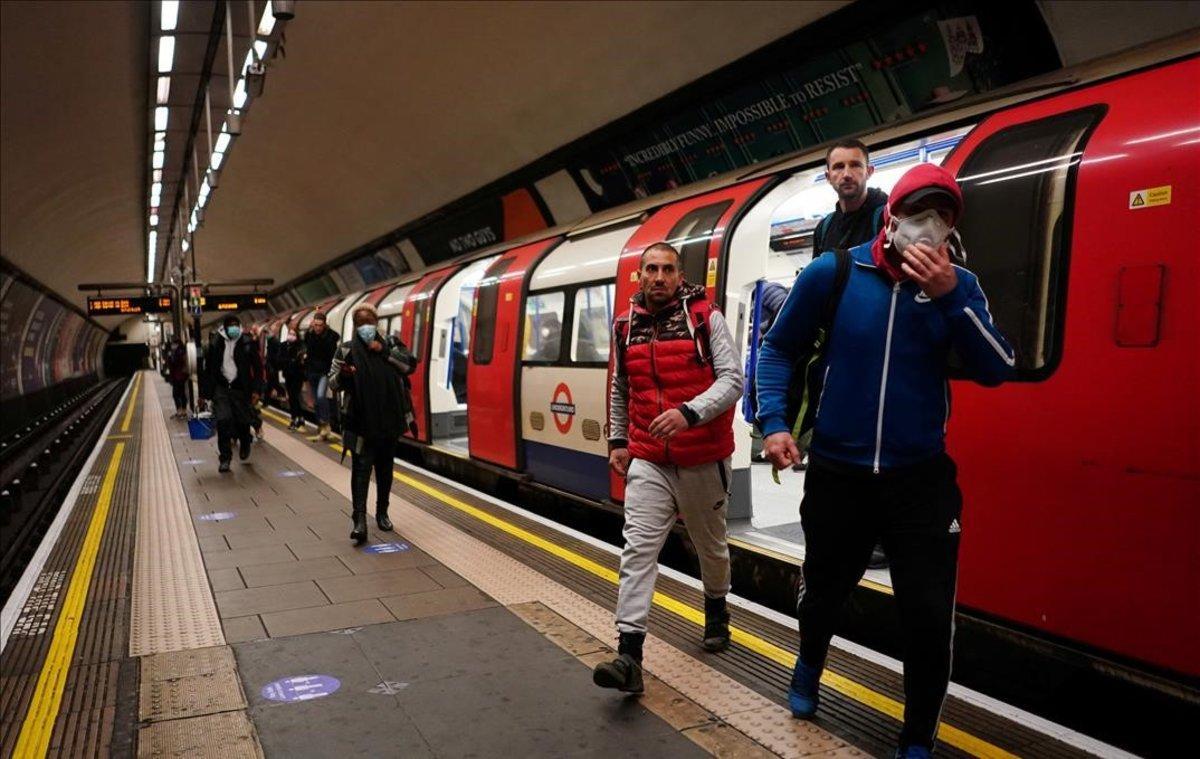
left=304, top=312, right=340, bottom=441
left=329, top=303, right=416, bottom=544
left=281, top=331, right=307, bottom=430
left=811, top=139, right=888, bottom=256
left=201, top=315, right=261, bottom=473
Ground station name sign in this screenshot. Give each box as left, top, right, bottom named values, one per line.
left=201, top=293, right=269, bottom=311
left=87, top=295, right=173, bottom=316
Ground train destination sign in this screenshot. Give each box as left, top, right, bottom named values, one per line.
left=200, top=293, right=269, bottom=312
left=87, top=296, right=173, bottom=316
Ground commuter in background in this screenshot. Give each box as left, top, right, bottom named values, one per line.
left=247, top=324, right=266, bottom=442
left=810, top=138, right=888, bottom=256
left=282, top=331, right=307, bottom=431
left=744, top=280, right=788, bottom=463
left=329, top=303, right=416, bottom=544
left=592, top=242, right=743, bottom=695
left=304, top=312, right=340, bottom=441
left=264, top=329, right=284, bottom=402
left=164, top=333, right=190, bottom=419
left=201, top=315, right=262, bottom=473
left=756, top=163, right=1014, bottom=759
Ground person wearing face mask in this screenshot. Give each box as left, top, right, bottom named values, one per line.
left=281, top=329, right=307, bottom=430
left=201, top=315, right=262, bottom=473
left=164, top=333, right=190, bottom=419
left=755, top=163, right=1014, bottom=759
left=328, top=304, right=417, bottom=544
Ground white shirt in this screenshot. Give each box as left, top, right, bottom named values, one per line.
left=221, top=333, right=237, bottom=384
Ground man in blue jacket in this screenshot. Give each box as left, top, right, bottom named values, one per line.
left=756, top=163, right=1014, bottom=759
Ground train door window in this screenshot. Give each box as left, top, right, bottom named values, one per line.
left=410, top=303, right=426, bottom=360
left=522, top=291, right=565, bottom=363
left=471, top=258, right=513, bottom=365
left=955, top=107, right=1104, bottom=377
left=570, top=283, right=615, bottom=363
left=666, top=201, right=732, bottom=286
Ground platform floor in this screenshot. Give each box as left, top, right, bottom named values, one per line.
left=2, top=372, right=1125, bottom=758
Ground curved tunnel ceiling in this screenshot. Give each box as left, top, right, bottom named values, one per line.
left=2, top=0, right=845, bottom=324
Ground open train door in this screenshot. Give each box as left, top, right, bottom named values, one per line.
left=399, top=266, right=457, bottom=443
left=608, top=178, right=774, bottom=508
left=467, top=238, right=561, bottom=469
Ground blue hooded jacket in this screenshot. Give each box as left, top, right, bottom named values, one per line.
left=755, top=240, right=1015, bottom=472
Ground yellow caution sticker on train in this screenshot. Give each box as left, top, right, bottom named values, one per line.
left=1129, top=185, right=1171, bottom=209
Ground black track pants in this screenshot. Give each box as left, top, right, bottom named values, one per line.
left=797, top=454, right=962, bottom=750
left=350, top=436, right=396, bottom=516
left=285, top=377, right=304, bottom=422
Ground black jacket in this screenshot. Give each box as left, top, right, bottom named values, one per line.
left=329, top=335, right=416, bottom=441
left=304, top=327, right=340, bottom=374
left=281, top=339, right=306, bottom=382
left=201, top=333, right=261, bottom=399
left=812, top=187, right=888, bottom=254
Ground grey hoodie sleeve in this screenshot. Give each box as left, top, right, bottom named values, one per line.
left=607, top=342, right=630, bottom=450
left=680, top=310, right=744, bottom=426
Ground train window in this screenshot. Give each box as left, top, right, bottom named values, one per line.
left=571, top=283, right=615, bottom=363
left=955, top=107, right=1104, bottom=377
left=472, top=257, right=515, bottom=365
left=666, top=201, right=732, bottom=287
left=410, top=303, right=426, bottom=360
left=522, top=291, right=565, bottom=363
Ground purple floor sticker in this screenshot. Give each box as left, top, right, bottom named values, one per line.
left=196, top=512, right=237, bottom=522
left=261, top=675, right=341, bottom=702
left=182, top=458, right=205, bottom=465
left=278, top=470, right=306, bottom=477
left=363, top=542, right=410, bottom=554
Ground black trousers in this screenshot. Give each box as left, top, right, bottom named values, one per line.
left=798, top=454, right=962, bottom=750
left=350, top=436, right=396, bottom=516
left=169, top=379, right=188, bottom=411
left=213, top=386, right=253, bottom=463
left=285, top=377, right=304, bottom=421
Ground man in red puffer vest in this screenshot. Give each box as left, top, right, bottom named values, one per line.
left=592, top=242, right=744, bottom=695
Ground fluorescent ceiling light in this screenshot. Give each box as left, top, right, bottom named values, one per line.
left=257, top=1, right=276, bottom=35
left=150, top=213, right=159, bottom=226
left=210, top=150, right=225, bottom=171
left=214, top=132, right=232, bottom=153
left=233, top=78, right=248, bottom=108
left=242, top=41, right=269, bottom=74
left=153, top=131, right=166, bottom=151
left=154, top=106, right=169, bottom=130
left=152, top=151, right=165, bottom=169
left=158, top=36, right=175, bottom=73
left=152, top=169, right=162, bottom=181
left=182, top=238, right=190, bottom=251
left=160, top=1, right=179, bottom=31
left=151, top=181, right=162, bottom=195
left=156, top=76, right=171, bottom=104
left=150, top=187, right=161, bottom=204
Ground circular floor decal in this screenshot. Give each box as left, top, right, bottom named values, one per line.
left=261, top=675, right=341, bottom=702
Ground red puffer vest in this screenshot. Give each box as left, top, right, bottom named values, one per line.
left=615, top=282, right=735, bottom=467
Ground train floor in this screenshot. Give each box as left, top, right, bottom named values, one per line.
left=0, top=372, right=1132, bottom=758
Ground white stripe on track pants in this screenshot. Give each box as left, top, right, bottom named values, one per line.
left=616, top=457, right=732, bottom=635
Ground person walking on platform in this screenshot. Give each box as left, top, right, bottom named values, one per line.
left=329, top=303, right=416, bottom=545
left=201, top=315, right=262, bottom=473
left=304, top=311, right=340, bottom=441
left=282, top=330, right=307, bottom=431
left=164, top=333, right=190, bottom=419
left=247, top=324, right=267, bottom=442
left=592, top=242, right=743, bottom=695
left=756, top=163, right=1014, bottom=758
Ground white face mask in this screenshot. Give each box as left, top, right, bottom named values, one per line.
left=886, top=208, right=953, bottom=251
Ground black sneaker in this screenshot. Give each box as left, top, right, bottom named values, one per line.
left=239, top=437, right=252, bottom=460
left=702, top=595, right=731, bottom=652
left=592, top=653, right=644, bottom=694
left=218, top=459, right=231, bottom=473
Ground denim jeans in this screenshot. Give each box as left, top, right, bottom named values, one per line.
left=306, top=373, right=330, bottom=423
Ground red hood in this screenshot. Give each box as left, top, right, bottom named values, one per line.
left=871, top=163, right=964, bottom=281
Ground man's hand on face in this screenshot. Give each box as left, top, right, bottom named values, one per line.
left=763, top=431, right=801, bottom=471
left=649, top=408, right=689, bottom=439
left=901, top=242, right=958, bottom=299
left=609, top=448, right=631, bottom=477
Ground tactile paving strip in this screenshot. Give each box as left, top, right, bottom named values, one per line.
left=136, top=710, right=263, bottom=759
left=130, top=382, right=224, bottom=655
left=137, top=667, right=246, bottom=723
left=263, top=424, right=856, bottom=759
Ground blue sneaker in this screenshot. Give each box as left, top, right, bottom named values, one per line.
left=893, top=746, right=932, bottom=759
left=787, top=659, right=821, bottom=718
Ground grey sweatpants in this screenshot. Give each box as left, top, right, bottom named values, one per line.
left=616, top=457, right=732, bottom=634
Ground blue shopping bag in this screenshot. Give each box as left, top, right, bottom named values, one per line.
left=188, top=415, right=215, bottom=440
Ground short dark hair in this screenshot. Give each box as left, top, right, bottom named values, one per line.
left=640, top=241, right=681, bottom=266
left=825, top=138, right=870, bottom=168
left=311, top=311, right=327, bottom=323
left=222, top=315, right=240, bottom=327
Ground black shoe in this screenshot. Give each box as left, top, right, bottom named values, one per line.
left=218, top=459, right=231, bottom=473
left=592, top=653, right=644, bottom=694
left=350, top=511, right=368, bottom=545
left=238, top=437, right=252, bottom=461
left=702, top=595, right=731, bottom=652
left=376, top=505, right=393, bottom=532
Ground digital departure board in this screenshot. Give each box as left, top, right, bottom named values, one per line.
left=87, top=295, right=174, bottom=316
left=201, top=293, right=269, bottom=312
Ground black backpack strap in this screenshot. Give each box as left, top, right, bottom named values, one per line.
left=822, top=248, right=852, bottom=329
left=813, top=213, right=833, bottom=256
left=871, top=204, right=886, bottom=234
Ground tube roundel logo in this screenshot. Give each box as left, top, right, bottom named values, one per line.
left=550, top=382, right=576, bottom=434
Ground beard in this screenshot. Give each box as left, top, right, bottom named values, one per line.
left=836, top=180, right=863, bottom=202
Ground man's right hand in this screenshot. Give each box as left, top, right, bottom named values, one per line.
left=763, top=432, right=801, bottom=471
left=609, top=448, right=631, bottom=478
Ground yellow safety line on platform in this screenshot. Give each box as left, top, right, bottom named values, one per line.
left=13, top=442, right=126, bottom=758
left=120, top=373, right=142, bottom=433
left=261, top=407, right=1016, bottom=758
